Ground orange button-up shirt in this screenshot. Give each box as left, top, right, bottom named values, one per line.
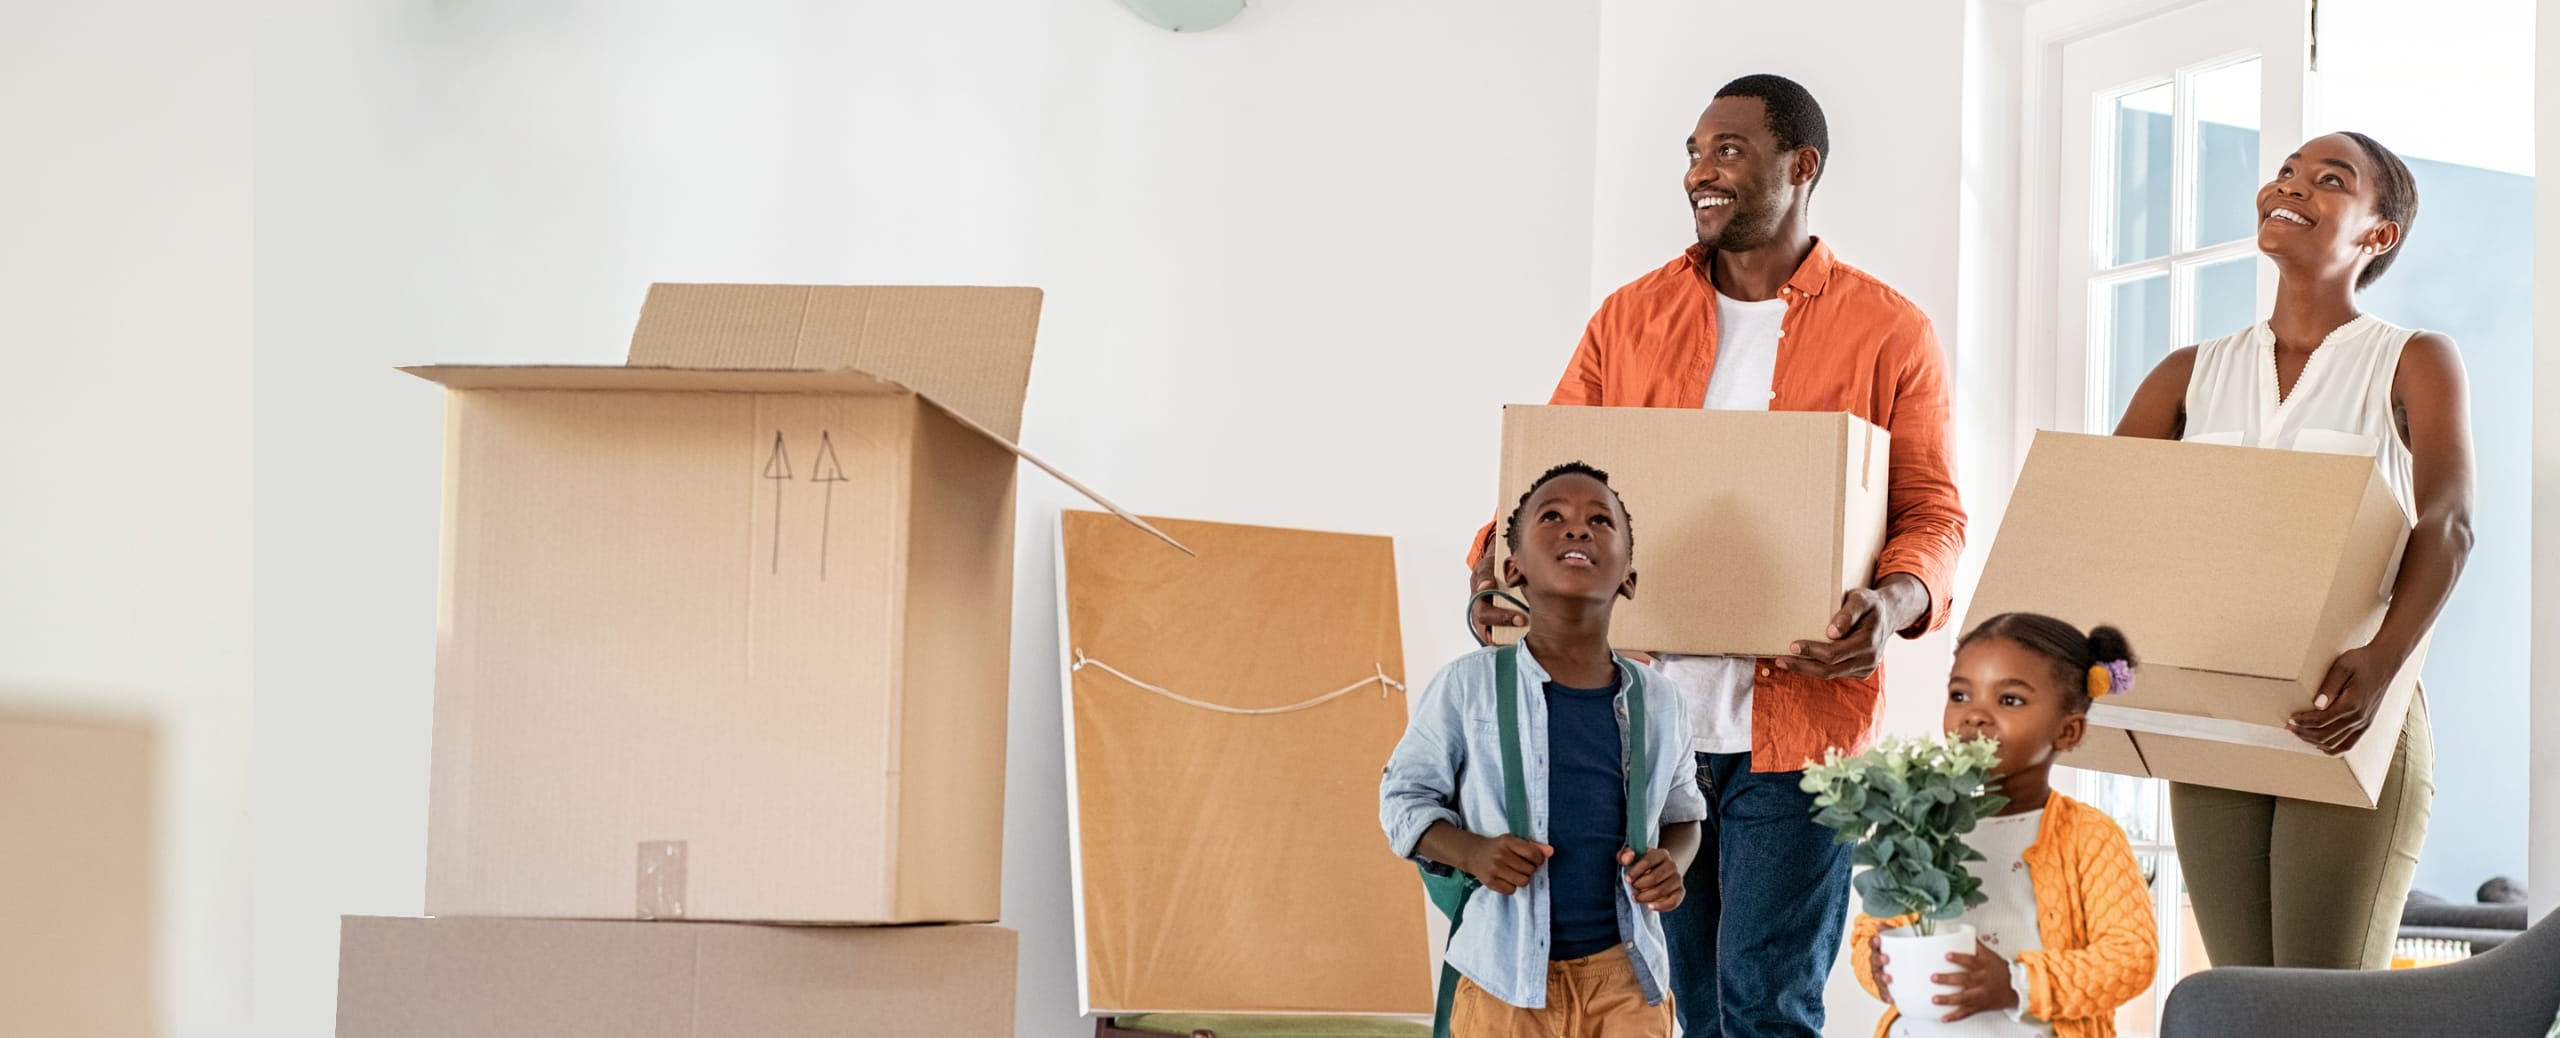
left=1475, top=240, right=1967, bottom=772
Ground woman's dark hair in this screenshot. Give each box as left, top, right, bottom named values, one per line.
left=2337, top=131, right=2419, bottom=291
left=1956, top=612, right=2136, bottom=714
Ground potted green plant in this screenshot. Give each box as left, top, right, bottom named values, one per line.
left=1802, top=734, right=2010, bottom=1037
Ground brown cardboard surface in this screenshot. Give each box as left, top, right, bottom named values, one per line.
left=424, top=390, right=1005, bottom=922
left=417, top=284, right=1186, bottom=922
left=625, top=283, right=1042, bottom=441
left=1969, top=432, right=2423, bottom=807
left=0, top=710, right=154, bottom=1038
left=335, top=916, right=1017, bottom=1037
left=1491, top=406, right=1889, bottom=657
left=1058, top=511, right=1430, bottom=1016
left=894, top=403, right=1019, bottom=922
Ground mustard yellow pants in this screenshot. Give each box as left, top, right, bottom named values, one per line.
left=1451, top=947, right=1673, bottom=1038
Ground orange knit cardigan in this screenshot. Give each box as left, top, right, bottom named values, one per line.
left=1849, top=791, right=2158, bottom=1038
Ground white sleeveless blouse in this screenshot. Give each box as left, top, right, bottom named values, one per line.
left=2181, top=312, right=2420, bottom=520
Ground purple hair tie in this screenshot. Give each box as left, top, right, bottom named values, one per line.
left=2089, top=659, right=2136, bottom=699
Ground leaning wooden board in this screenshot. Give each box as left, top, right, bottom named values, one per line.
left=1058, top=510, right=1430, bottom=1017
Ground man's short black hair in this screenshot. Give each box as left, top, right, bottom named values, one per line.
left=1715, top=73, right=1830, bottom=190
left=1502, top=461, right=1634, bottom=552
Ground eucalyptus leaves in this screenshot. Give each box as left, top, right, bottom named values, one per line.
left=1801, top=734, right=2010, bottom=936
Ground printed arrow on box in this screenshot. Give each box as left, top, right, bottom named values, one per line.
left=811, top=431, right=851, bottom=580
left=762, top=431, right=793, bottom=575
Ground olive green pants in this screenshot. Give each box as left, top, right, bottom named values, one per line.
left=2169, top=695, right=2434, bottom=970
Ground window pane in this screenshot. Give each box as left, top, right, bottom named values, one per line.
left=2191, top=59, right=2264, bottom=248
left=2190, top=254, right=2259, bottom=342
left=2105, top=273, right=2173, bottom=424
left=2080, top=771, right=2163, bottom=845
left=2111, top=83, right=2174, bottom=265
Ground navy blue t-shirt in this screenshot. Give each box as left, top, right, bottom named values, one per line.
left=1544, top=674, right=1627, bottom=961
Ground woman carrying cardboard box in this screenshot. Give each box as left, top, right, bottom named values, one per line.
left=2112, top=132, right=2476, bottom=971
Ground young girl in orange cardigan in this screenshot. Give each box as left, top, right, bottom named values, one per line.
left=1854, top=613, right=2159, bottom=1038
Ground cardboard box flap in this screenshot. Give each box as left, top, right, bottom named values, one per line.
left=1974, top=432, right=2385, bottom=680
left=926, top=400, right=1194, bottom=557
left=626, top=284, right=1041, bottom=442
left=399, top=364, right=914, bottom=395
left=400, top=363, right=1193, bottom=556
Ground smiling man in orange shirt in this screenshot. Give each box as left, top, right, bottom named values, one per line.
left=1468, top=75, right=1965, bottom=1038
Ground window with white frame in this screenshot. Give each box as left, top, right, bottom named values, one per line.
left=2086, top=61, right=2265, bottom=424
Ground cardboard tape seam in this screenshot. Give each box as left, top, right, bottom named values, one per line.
left=637, top=840, right=688, bottom=920
left=2086, top=704, right=2324, bottom=756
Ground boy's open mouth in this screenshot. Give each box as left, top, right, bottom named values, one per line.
left=1557, top=548, right=1595, bottom=568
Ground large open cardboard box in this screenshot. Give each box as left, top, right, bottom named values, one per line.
left=1492, top=406, right=1889, bottom=657
left=335, top=916, right=1016, bottom=1037
left=413, top=284, right=1181, bottom=924
left=1969, top=432, right=2423, bottom=808
left=0, top=708, right=154, bottom=1037
left=1057, top=511, right=1432, bottom=1017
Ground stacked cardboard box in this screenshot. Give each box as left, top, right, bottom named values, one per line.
left=0, top=709, right=155, bottom=1037
left=338, top=285, right=1175, bottom=1036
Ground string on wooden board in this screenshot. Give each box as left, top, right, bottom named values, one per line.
left=1070, top=651, right=1405, bottom=716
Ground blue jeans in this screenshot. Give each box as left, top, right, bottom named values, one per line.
left=1661, top=751, right=1852, bottom=1037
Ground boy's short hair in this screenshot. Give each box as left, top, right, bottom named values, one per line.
left=1501, top=461, right=1635, bottom=552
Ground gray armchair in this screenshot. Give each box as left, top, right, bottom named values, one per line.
left=2159, top=906, right=2560, bottom=1037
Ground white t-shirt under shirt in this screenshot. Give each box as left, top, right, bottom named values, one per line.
left=1888, top=810, right=2058, bottom=1037
left=1654, top=289, right=1787, bottom=753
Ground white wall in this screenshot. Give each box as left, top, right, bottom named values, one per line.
left=253, top=3, right=439, bottom=1035
left=0, top=3, right=253, bottom=1033
left=252, top=1, right=1603, bottom=1033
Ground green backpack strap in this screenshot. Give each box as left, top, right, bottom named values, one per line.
left=1427, top=641, right=1531, bottom=1038
left=1494, top=643, right=1530, bottom=837
left=1618, top=656, right=1651, bottom=856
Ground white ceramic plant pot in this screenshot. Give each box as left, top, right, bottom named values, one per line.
left=1879, top=923, right=2013, bottom=1038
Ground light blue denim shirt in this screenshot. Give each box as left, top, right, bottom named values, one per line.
left=1379, top=643, right=1709, bottom=1009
